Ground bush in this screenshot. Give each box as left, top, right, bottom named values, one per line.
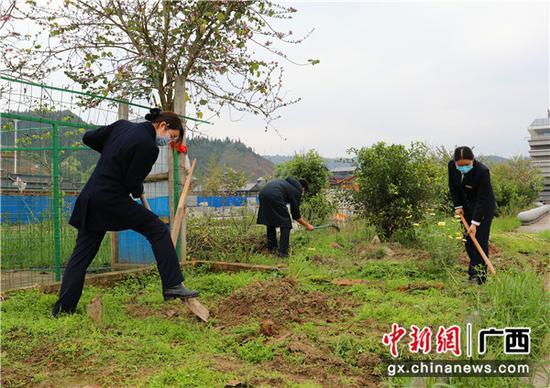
left=274, top=149, right=335, bottom=225
left=187, top=211, right=264, bottom=261
left=300, top=192, right=335, bottom=225
left=274, top=149, right=328, bottom=196
left=351, top=142, right=445, bottom=239
left=411, top=215, right=464, bottom=269
left=487, top=157, right=543, bottom=216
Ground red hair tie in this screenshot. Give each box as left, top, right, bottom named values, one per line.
left=170, top=141, right=188, bottom=153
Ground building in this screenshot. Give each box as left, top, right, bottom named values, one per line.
left=528, top=114, right=550, bottom=203
left=235, top=177, right=266, bottom=196
left=328, top=166, right=357, bottom=189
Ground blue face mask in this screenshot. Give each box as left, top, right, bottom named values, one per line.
left=155, top=135, right=170, bottom=146
left=456, top=164, right=473, bottom=174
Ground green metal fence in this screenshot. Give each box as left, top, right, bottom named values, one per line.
left=0, top=75, right=204, bottom=291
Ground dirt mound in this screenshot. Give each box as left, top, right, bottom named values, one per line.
left=213, top=278, right=356, bottom=329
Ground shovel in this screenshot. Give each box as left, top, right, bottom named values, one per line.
left=140, top=159, right=209, bottom=322
left=459, top=213, right=496, bottom=275
left=313, top=223, right=341, bottom=232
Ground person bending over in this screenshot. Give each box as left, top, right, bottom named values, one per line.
left=52, top=108, right=198, bottom=317
left=257, top=177, right=314, bottom=257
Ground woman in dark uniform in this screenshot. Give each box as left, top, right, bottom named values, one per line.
left=257, top=177, right=314, bottom=257
left=52, top=109, right=199, bottom=317
left=448, top=146, right=496, bottom=284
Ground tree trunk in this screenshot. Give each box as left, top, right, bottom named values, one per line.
left=170, top=75, right=187, bottom=262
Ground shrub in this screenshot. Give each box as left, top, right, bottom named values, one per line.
left=487, top=157, right=543, bottom=216
left=351, top=142, right=444, bottom=239
left=411, top=215, right=464, bottom=269
left=300, top=192, right=335, bottom=225
left=186, top=210, right=264, bottom=261
left=274, top=149, right=335, bottom=224
left=274, top=149, right=328, bottom=196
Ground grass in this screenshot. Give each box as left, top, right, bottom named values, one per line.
left=1, top=216, right=548, bottom=387
left=1, top=222, right=111, bottom=269
left=491, top=216, right=522, bottom=233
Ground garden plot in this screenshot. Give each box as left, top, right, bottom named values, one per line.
left=1, top=218, right=548, bottom=387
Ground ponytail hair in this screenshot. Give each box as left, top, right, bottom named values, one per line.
left=145, top=108, right=184, bottom=141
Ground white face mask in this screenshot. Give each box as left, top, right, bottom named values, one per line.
left=155, top=134, right=170, bottom=146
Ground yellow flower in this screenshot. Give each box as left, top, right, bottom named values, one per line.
left=406, top=215, right=412, bottom=219
left=437, top=221, right=446, bottom=226
left=455, top=236, right=462, bottom=240
left=447, top=235, right=453, bottom=239
left=429, top=213, right=436, bottom=216
left=307, top=247, right=316, bottom=251
left=413, top=223, right=420, bottom=227
left=462, top=238, right=467, bottom=242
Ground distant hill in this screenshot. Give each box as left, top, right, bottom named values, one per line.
left=0, top=110, right=99, bottom=179
left=1, top=111, right=274, bottom=181
left=264, top=154, right=511, bottom=169
left=189, top=137, right=274, bottom=180
left=263, top=155, right=355, bottom=170
left=480, top=155, right=509, bottom=164
left=0, top=109, right=87, bottom=146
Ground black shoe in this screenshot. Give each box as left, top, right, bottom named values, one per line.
left=163, top=283, right=200, bottom=301
left=51, top=301, right=76, bottom=317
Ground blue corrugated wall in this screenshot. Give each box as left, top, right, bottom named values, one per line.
left=1, top=194, right=256, bottom=264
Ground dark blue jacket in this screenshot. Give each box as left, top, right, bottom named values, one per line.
left=69, top=120, right=159, bottom=231
left=257, top=177, right=303, bottom=228
left=448, top=159, right=496, bottom=222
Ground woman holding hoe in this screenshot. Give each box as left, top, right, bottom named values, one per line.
left=52, top=109, right=199, bottom=317
left=448, top=146, right=496, bottom=285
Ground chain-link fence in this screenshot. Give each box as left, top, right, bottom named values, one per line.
left=0, top=75, right=205, bottom=290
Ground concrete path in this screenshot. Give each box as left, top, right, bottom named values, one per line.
left=517, top=212, right=550, bottom=233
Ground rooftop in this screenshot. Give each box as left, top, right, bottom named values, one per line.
left=530, top=118, right=550, bottom=127
left=329, top=166, right=357, bottom=173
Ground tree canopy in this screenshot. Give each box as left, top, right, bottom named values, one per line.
left=2, top=0, right=318, bottom=129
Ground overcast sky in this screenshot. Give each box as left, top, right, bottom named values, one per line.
left=6, top=1, right=549, bottom=158
left=200, top=0, right=549, bottom=158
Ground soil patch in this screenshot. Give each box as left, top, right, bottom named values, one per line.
left=307, top=254, right=339, bottom=266
left=213, top=278, right=358, bottom=329
left=489, top=242, right=501, bottom=256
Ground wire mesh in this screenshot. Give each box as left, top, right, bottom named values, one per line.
left=0, top=76, right=171, bottom=290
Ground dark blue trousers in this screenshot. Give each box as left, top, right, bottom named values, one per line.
left=464, top=213, right=493, bottom=283
left=266, top=225, right=291, bottom=257
left=52, top=217, right=184, bottom=315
